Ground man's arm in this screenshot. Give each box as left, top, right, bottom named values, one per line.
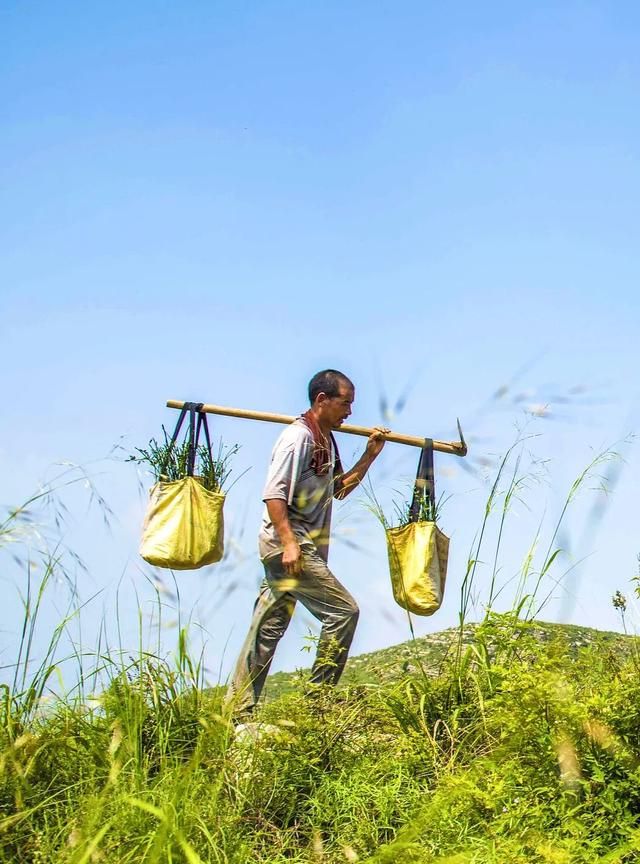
left=335, top=428, right=388, bottom=500
left=265, top=498, right=302, bottom=575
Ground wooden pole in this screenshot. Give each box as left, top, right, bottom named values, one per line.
left=166, top=399, right=468, bottom=457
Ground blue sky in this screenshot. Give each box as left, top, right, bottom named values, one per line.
left=2, top=2, right=640, bottom=688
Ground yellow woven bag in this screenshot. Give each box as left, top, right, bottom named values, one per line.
left=385, top=439, right=449, bottom=616
left=140, top=476, right=225, bottom=569
left=386, top=520, right=449, bottom=615
left=139, top=403, right=225, bottom=570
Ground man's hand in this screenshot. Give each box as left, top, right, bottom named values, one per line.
left=365, top=426, right=390, bottom=459
left=282, top=539, right=302, bottom=576
left=265, top=499, right=302, bottom=576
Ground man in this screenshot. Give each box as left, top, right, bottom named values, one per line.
left=226, top=369, right=387, bottom=719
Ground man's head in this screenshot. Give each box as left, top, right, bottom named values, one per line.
left=308, top=369, right=355, bottom=431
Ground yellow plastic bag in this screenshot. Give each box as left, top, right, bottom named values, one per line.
left=140, top=476, right=225, bottom=570
left=386, top=521, right=449, bottom=616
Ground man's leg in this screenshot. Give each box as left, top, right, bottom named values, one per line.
left=225, top=578, right=296, bottom=718
left=265, top=545, right=359, bottom=688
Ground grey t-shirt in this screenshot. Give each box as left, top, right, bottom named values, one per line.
left=258, top=420, right=336, bottom=562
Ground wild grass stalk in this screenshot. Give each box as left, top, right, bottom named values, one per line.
left=445, top=435, right=624, bottom=728
left=526, top=447, right=620, bottom=622
left=457, top=434, right=538, bottom=635
left=128, top=429, right=240, bottom=494
left=3, top=437, right=637, bottom=863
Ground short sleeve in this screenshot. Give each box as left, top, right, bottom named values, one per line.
left=262, top=428, right=308, bottom=505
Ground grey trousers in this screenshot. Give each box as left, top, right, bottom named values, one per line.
left=225, top=544, right=359, bottom=717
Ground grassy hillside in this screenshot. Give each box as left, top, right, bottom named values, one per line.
left=5, top=615, right=640, bottom=864
left=264, top=618, right=635, bottom=698
left=4, top=442, right=636, bottom=862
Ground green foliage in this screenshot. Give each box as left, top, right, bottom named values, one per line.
left=363, top=478, right=448, bottom=530
left=4, top=438, right=638, bottom=861
left=128, top=426, right=239, bottom=492
left=391, top=488, right=448, bottom=528
left=4, top=628, right=640, bottom=863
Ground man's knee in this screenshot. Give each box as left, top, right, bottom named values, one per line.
left=259, top=598, right=295, bottom=642
left=338, top=598, right=359, bottom=633
left=260, top=615, right=290, bottom=642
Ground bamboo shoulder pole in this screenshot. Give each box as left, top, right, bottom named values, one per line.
left=166, top=399, right=468, bottom=457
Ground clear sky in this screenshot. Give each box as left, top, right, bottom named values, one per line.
left=2, top=1, right=640, bottom=689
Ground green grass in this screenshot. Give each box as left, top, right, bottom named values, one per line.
left=4, top=618, right=640, bottom=863
left=3, top=435, right=639, bottom=862
left=128, top=426, right=240, bottom=493
left=263, top=619, right=636, bottom=700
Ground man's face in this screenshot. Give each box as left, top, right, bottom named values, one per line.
left=318, top=384, right=354, bottom=430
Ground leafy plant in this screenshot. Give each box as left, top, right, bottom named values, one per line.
left=4, top=437, right=638, bottom=863
left=363, top=478, right=449, bottom=531
left=128, top=425, right=240, bottom=493
left=391, top=487, right=449, bottom=528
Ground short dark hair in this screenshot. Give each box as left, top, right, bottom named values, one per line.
left=308, top=369, right=354, bottom=404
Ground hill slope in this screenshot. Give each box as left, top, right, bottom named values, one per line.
left=264, top=618, right=635, bottom=699
left=6, top=617, right=640, bottom=863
